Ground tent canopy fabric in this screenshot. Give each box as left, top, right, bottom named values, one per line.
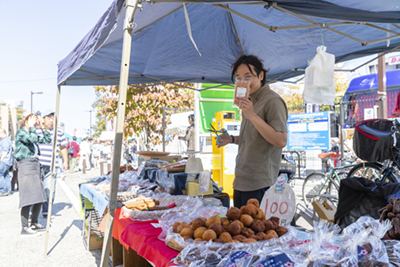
left=58, top=0, right=400, bottom=87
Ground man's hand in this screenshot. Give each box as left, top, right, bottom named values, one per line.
left=63, top=161, right=68, bottom=171
left=216, top=133, right=231, bottom=148
left=237, top=97, right=257, bottom=120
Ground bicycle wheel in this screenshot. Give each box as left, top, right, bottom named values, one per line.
left=347, top=162, right=383, bottom=182
left=302, top=173, right=339, bottom=208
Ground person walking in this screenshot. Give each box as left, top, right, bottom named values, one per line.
left=15, top=114, right=51, bottom=235
left=0, top=128, right=13, bottom=196
left=67, top=136, right=80, bottom=172
left=36, top=110, right=69, bottom=218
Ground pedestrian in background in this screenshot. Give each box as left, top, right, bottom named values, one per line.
left=88, top=138, right=94, bottom=168
left=67, top=136, right=80, bottom=172
left=0, top=128, right=13, bottom=196
left=78, top=137, right=91, bottom=171
left=92, top=140, right=100, bottom=168
left=178, top=114, right=195, bottom=151
left=131, top=138, right=138, bottom=168
left=15, top=114, right=51, bottom=235
left=36, top=110, right=68, bottom=218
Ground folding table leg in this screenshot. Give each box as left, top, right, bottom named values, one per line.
left=123, top=247, right=152, bottom=267
left=111, top=237, right=123, bottom=267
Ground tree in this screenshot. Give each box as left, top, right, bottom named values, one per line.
left=95, top=84, right=194, bottom=150
left=271, top=72, right=350, bottom=113
left=91, top=91, right=106, bottom=138
left=270, top=83, right=304, bottom=114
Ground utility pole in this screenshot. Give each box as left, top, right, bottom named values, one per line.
left=31, top=91, right=43, bottom=113
left=377, top=54, right=387, bottom=119
left=85, top=110, right=93, bottom=137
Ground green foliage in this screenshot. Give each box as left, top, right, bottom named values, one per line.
left=95, top=84, right=194, bottom=150
left=271, top=72, right=350, bottom=114
left=91, top=91, right=106, bottom=138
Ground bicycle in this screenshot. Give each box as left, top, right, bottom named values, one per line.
left=301, top=152, right=358, bottom=208
left=346, top=118, right=400, bottom=183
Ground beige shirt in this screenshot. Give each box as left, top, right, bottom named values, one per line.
left=234, top=84, right=288, bottom=191
left=183, top=124, right=195, bottom=151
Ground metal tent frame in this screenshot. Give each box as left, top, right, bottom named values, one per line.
left=47, top=1, right=400, bottom=265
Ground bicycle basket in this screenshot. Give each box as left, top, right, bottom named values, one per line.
left=353, top=119, right=397, bottom=162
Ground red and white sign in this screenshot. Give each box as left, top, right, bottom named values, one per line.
left=260, top=184, right=296, bottom=226
left=389, top=56, right=400, bottom=65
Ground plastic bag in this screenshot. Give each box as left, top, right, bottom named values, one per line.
left=383, top=239, right=400, bottom=266
left=123, top=194, right=202, bottom=222
left=233, top=77, right=251, bottom=108
left=260, top=173, right=296, bottom=226
left=155, top=170, right=175, bottom=194
left=303, top=45, right=335, bottom=105
left=336, top=216, right=391, bottom=266
left=199, top=171, right=211, bottom=194
left=290, top=220, right=340, bottom=267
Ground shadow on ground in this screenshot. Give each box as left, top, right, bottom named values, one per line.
left=47, top=219, right=82, bottom=255
left=51, top=202, right=73, bottom=217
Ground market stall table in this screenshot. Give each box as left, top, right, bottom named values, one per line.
left=106, top=208, right=180, bottom=267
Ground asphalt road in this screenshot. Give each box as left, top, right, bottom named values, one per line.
left=0, top=168, right=109, bottom=267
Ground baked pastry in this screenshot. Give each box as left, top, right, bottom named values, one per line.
left=202, top=229, right=217, bottom=241
left=247, top=198, right=260, bottom=208
left=227, top=207, right=241, bottom=221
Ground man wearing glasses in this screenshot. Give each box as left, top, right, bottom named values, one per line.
left=216, top=55, right=288, bottom=208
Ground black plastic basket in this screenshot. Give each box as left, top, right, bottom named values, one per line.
left=353, top=119, right=397, bottom=162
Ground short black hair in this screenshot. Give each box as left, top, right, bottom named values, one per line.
left=231, top=55, right=269, bottom=86
left=188, top=114, right=194, bottom=121
left=73, top=136, right=77, bottom=141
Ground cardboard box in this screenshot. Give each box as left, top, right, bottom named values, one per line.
left=84, top=222, right=104, bottom=251
left=186, top=181, right=213, bottom=196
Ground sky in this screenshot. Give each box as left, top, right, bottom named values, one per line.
left=0, top=0, right=113, bottom=136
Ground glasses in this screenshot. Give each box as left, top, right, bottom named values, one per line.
left=234, top=76, right=252, bottom=83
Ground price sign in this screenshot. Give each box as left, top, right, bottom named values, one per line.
left=255, top=253, right=294, bottom=267
left=260, top=178, right=296, bottom=225
left=357, top=246, right=369, bottom=260
left=223, top=251, right=251, bottom=267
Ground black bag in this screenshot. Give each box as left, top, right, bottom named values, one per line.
left=67, top=145, right=74, bottom=155
left=353, top=119, right=398, bottom=162
left=334, top=177, right=400, bottom=229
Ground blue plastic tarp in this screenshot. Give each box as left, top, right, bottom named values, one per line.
left=58, top=0, right=400, bottom=86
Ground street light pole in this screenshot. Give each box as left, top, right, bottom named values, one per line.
left=85, top=110, right=93, bottom=137
left=31, top=91, right=43, bottom=113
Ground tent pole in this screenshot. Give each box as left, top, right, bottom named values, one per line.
left=44, top=85, right=61, bottom=257
left=195, top=84, right=201, bottom=152
left=100, top=1, right=140, bottom=266
left=162, top=107, right=166, bottom=152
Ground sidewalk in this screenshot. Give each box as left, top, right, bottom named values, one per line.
left=0, top=168, right=109, bottom=267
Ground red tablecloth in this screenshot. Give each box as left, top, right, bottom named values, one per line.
left=102, top=208, right=179, bottom=267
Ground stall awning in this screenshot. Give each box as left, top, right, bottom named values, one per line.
left=58, top=0, right=400, bottom=87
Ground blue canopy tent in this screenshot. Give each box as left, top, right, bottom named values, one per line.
left=58, top=0, right=400, bottom=87
left=50, top=0, right=400, bottom=263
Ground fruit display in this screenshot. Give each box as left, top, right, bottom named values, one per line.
left=171, top=198, right=288, bottom=244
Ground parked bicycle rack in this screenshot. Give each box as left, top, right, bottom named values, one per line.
left=281, top=150, right=306, bottom=181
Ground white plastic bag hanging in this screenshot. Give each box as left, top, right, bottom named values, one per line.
left=259, top=173, right=296, bottom=226
left=303, top=45, right=335, bottom=105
